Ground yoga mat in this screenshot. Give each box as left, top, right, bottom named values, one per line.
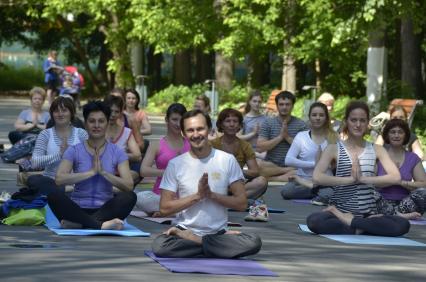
left=298, top=224, right=426, bottom=247
left=292, top=199, right=312, bottom=204
left=44, top=205, right=150, bottom=237
left=409, top=218, right=426, bottom=225
left=130, top=211, right=174, bottom=224
left=131, top=211, right=242, bottom=227
left=144, top=250, right=278, bottom=277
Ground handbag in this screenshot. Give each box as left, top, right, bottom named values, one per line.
left=1, top=134, right=37, bottom=163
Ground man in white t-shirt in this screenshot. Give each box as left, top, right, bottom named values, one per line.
left=151, top=110, right=262, bottom=258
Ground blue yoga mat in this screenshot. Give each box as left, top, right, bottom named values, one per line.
left=145, top=250, right=278, bottom=276
left=299, top=224, right=426, bottom=247
left=44, top=205, right=150, bottom=237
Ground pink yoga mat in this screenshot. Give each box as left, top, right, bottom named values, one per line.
left=145, top=250, right=278, bottom=276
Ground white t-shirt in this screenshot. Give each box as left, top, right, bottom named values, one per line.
left=160, top=148, right=244, bottom=236
left=285, top=130, right=329, bottom=179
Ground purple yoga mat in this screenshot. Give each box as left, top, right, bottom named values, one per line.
left=144, top=250, right=278, bottom=277
left=409, top=218, right=426, bottom=225
left=292, top=199, right=312, bottom=204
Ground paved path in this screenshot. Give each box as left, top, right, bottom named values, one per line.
left=0, top=97, right=426, bottom=281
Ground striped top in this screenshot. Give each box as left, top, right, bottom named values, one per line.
left=330, top=141, right=377, bottom=216
left=31, top=127, right=88, bottom=179
left=259, top=116, right=307, bottom=167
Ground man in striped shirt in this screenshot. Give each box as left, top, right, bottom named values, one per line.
left=256, top=91, right=307, bottom=181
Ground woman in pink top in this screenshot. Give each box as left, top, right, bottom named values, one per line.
left=136, top=103, right=190, bottom=215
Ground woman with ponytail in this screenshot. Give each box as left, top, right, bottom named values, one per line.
left=281, top=102, right=337, bottom=205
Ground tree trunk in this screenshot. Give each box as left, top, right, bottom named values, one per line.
left=195, top=49, right=214, bottom=83
left=131, top=41, right=145, bottom=78
left=366, top=25, right=387, bottom=115
left=173, top=50, right=191, bottom=85
left=215, top=52, right=233, bottom=91
left=281, top=51, right=296, bottom=92
left=315, top=59, right=321, bottom=90
left=248, top=54, right=270, bottom=89
left=281, top=0, right=296, bottom=93
left=97, top=40, right=112, bottom=90
left=147, top=47, right=163, bottom=93
left=401, top=18, right=424, bottom=98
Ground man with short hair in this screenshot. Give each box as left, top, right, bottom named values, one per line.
left=256, top=91, right=307, bottom=181
left=151, top=110, right=262, bottom=258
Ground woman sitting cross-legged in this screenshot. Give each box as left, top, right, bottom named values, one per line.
left=29, top=96, right=87, bottom=195
left=210, top=108, right=268, bottom=221
left=281, top=102, right=337, bottom=205
left=136, top=103, right=190, bottom=216
left=376, top=119, right=426, bottom=219
left=48, top=101, right=136, bottom=230
left=307, top=101, right=410, bottom=237
left=9, top=87, right=50, bottom=145
left=104, top=95, right=142, bottom=184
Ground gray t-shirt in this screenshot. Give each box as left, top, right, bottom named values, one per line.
left=259, top=116, right=307, bottom=167
left=243, top=115, right=266, bottom=148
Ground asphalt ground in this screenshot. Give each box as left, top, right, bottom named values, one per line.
left=0, top=97, right=425, bottom=282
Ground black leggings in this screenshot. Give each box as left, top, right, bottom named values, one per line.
left=48, top=190, right=136, bottom=229
left=307, top=211, right=410, bottom=237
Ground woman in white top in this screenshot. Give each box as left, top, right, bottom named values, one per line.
left=104, top=95, right=141, bottom=183
left=29, top=96, right=87, bottom=195
left=281, top=102, right=337, bottom=202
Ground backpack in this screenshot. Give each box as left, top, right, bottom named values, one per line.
left=1, top=134, right=37, bottom=163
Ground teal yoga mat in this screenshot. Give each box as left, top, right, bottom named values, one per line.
left=45, top=205, right=150, bottom=237
left=299, top=224, right=426, bottom=247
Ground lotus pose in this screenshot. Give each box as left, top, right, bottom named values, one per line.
left=136, top=103, right=190, bottom=215
left=152, top=110, right=262, bottom=258
left=48, top=101, right=136, bottom=230
left=307, top=101, right=410, bottom=236
left=376, top=119, right=426, bottom=219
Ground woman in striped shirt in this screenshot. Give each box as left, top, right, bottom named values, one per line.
left=307, top=101, right=410, bottom=236
left=29, top=97, right=88, bottom=195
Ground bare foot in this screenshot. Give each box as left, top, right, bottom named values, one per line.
left=397, top=212, right=422, bottom=220
left=101, top=218, right=124, bottom=230
left=60, top=219, right=82, bottom=229
left=151, top=211, right=163, bottom=218
left=163, top=227, right=202, bottom=244
left=324, top=206, right=354, bottom=226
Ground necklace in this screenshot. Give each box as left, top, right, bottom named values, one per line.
left=87, top=140, right=107, bottom=153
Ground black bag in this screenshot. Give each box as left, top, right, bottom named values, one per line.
left=1, top=135, right=37, bottom=163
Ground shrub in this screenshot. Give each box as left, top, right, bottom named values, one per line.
left=145, top=84, right=208, bottom=113
left=0, top=64, right=44, bottom=91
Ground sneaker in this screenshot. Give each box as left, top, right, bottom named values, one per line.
left=311, top=195, right=328, bottom=206
left=0, top=191, right=11, bottom=203
left=244, top=204, right=269, bottom=222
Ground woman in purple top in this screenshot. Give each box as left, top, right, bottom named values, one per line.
left=48, top=101, right=136, bottom=230
left=376, top=119, right=426, bottom=220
